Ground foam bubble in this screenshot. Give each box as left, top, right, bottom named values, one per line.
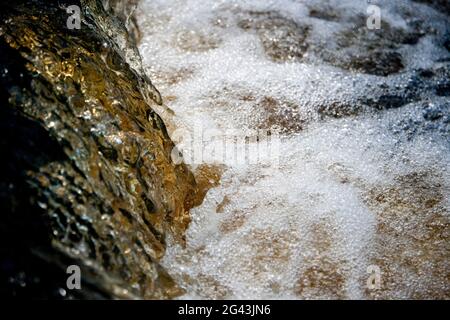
left=137, top=0, right=450, bottom=299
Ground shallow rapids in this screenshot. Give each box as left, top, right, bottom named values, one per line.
left=137, top=0, right=449, bottom=299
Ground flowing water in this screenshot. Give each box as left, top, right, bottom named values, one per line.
left=137, top=0, right=450, bottom=299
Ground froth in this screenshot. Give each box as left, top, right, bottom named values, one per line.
left=137, top=0, right=450, bottom=299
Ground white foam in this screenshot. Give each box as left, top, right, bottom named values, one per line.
left=137, top=0, right=450, bottom=299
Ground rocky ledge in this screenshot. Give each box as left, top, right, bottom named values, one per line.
left=0, top=0, right=202, bottom=299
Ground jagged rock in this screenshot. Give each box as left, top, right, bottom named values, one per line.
left=0, top=0, right=202, bottom=299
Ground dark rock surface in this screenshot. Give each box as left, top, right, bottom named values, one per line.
left=0, top=0, right=201, bottom=299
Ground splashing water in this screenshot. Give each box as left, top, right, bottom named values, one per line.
left=137, top=0, right=450, bottom=299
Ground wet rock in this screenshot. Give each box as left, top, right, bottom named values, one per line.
left=435, top=83, right=450, bottom=96
left=327, top=25, right=407, bottom=76
left=294, top=220, right=347, bottom=299
left=238, top=11, right=309, bottom=63
left=312, top=17, right=429, bottom=76
left=413, top=0, right=450, bottom=14
left=364, top=172, right=450, bottom=299
left=317, top=100, right=362, bottom=119
left=107, top=0, right=142, bottom=43
left=345, top=50, right=405, bottom=77
left=391, top=100, right=450, bottom=139
left=423, top=103, right=444, bottom=120
left=427, top=65, right=450, bottom=96
left=357, top=64, right=450, bottom=114
left=255, top=96, right=305, bottom=134
left=173, top=29, right=221, bottom=53
left=308, top=6, right=340, bottom=22
left=0, top=0, right=202, bottom=299
left=363, top=93, right=412, bottom=110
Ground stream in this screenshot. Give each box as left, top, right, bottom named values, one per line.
left=137, top=0, right=450, bottom=299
